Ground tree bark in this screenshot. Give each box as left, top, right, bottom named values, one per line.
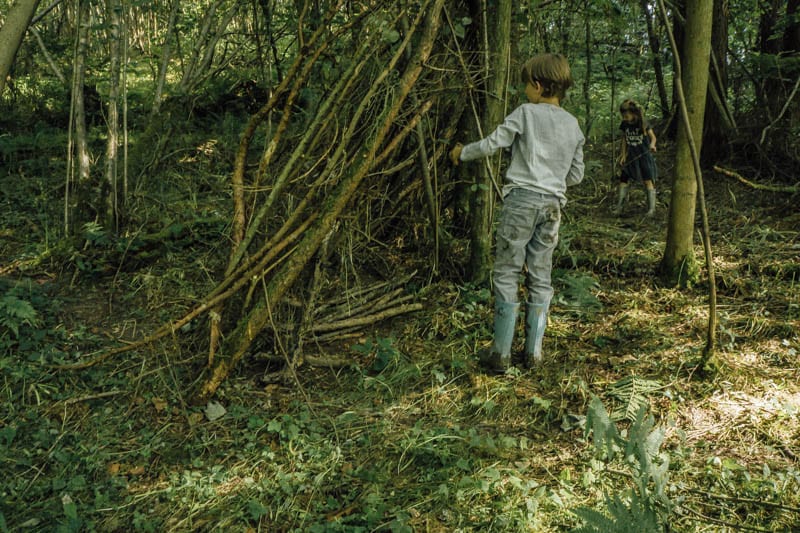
left=659, top=0, right=713, bottom=287
left=640, top=0, right=670, bottom=120
left=0, top=0, right=41, bottom=96
left=104, top=0, right=123, bottom=233
left=701, top=0, right=731, bottom=164
left=151, top=0, right=180, bottom=115
left=658, top=0, right=719, bottom=366
left=583, top=0, right=593, bottom=136
left=66, top=0, right=92, bottom=234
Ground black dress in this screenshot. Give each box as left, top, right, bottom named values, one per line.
left=620, top=121, right=658, bottom=183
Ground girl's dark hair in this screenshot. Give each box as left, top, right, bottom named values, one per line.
left=619, top=99, right=647, bottom=134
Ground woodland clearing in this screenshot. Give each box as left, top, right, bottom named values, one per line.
left=1, top=135, right=799, bottom=532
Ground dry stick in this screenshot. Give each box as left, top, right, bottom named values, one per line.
left=194, top=0, right=445, bottom=403
left=686, top=488, right=800, bottom=514
left=678, top=504, right=773, bottom=533
left=657, top=0, right=717, bottom=359
left=714, top=165, right=800, bottom=193
left=233, top=34, right=376, bottom=272
left=323, top=271, right=417, bottom=313
left=319, top=293, right=415, bottom=327
left=401, top=14, right=439, bottom=272
left=211, top=3, right=348, bottom=361
left=55, top=215, right=316, bottom=370
left=321, top=288, right=405, bottom=322
left=759, top=74, right=800, bottom=145
left=442, top=7, right=503, bottom=199
left=311, top=303, right=423, bottom=334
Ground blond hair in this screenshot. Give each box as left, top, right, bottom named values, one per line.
left=520, top=53, right=573, bottom=101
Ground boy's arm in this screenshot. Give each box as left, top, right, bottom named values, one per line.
left=459, top=107, right=524, bottom=162
left=566, top=135, right=585, bottom=186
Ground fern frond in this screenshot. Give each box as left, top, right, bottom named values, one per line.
left=606, top=375, right=662, bottom=421
left=585, top=395, right=621, bottom=460
left=0, top=294, right=41, bottom=338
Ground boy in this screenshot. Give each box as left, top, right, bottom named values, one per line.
left=450, top=53, right=585, bottom=372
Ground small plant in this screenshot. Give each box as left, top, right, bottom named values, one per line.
left=0, top=291, right=41, bottom=338
left=571, top=395, right=672, bottom=533
left=0, top=288, right=43, bottom=355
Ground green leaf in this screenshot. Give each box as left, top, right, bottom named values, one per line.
left=585, top=395, right=620, bottom=460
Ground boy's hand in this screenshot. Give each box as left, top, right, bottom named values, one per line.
left=450, top=143, right=463, bottom=166
left=650, top=145, right=657, bottom=153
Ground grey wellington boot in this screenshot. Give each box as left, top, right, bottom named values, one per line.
left=524, top=301, right=549, bottom=367
left=480, top=300, right=519, bottom=374
left=612, top=184, right=629, bottom=215
left=645, top=188, right=657, bottom=217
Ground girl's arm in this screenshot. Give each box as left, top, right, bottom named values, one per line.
left=618, top=138, right=627, bottom=163
left=647, top=128, right=657, bottom=152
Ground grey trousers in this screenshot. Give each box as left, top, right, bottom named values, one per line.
left=493, top=188, right=561, bottom=305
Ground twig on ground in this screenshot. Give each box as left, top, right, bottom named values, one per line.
left=714, top=165, right=800, bottom=193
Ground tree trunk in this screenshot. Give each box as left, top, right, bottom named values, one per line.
left=782, top=0, right=800, bottom=124
left=664, top=0, right=686, bottom=139
left=104, top=0, right=123, bottom=232
left=640, top=0, right=670, bottom=120
left=660, top=0, right=713, bottom=286
left=583, top=0, right=593, bottom=136
left=468, top=0, right=512, bottom=285
left=151, top=0, right=180, bottom=116
left=757, top=0, right=783, bottom=118
left=0, top=0, right=41, bottom=96
left=701, top=0, right=731, bottom=164
left=66, top=0, right=92, bottom=234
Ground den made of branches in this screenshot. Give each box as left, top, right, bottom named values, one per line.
left=196, top=0, right=450, bottom=402
left=62, top=0, right=499, bottom=402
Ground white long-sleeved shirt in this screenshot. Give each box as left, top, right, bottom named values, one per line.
left=460, top=102, right=585, bottom=205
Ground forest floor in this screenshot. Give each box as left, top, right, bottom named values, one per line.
left=1, top=138, right=799, bottom=532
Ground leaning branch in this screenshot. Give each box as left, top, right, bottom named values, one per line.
left=714, top=165, right=800, bottom=193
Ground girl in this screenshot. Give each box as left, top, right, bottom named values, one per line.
left=613, top=99, right=658, bottom=216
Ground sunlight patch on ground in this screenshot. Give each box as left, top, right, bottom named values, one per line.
left=681, top=385, right=800, bottom=448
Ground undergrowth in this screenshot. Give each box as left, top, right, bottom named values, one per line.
left=1, top=122, right=799, bottom=531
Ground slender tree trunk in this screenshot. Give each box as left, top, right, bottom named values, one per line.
left=660, top=0, right=713, bottom=287
left=0, top=0, right=41, bottom=96
left=104, top=0, right=122, bottom=232
left=658, top=0, right=719, bottom=367
left=701, top=0, right=731, bottom=164
left=640, top=0, right=670, bottom=119
left=66, top=0, right=92, bottom=234
left=782, top=0, right=800, bottom=123
left=757, top=0, right=783, bottom=117
left=664, top=0, right=686, bottom=139
left=583, top=0, right=593, bottom=136
left=466, top=0, right=511, bottom=286
left=151, top=0, right=180, bottom=115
